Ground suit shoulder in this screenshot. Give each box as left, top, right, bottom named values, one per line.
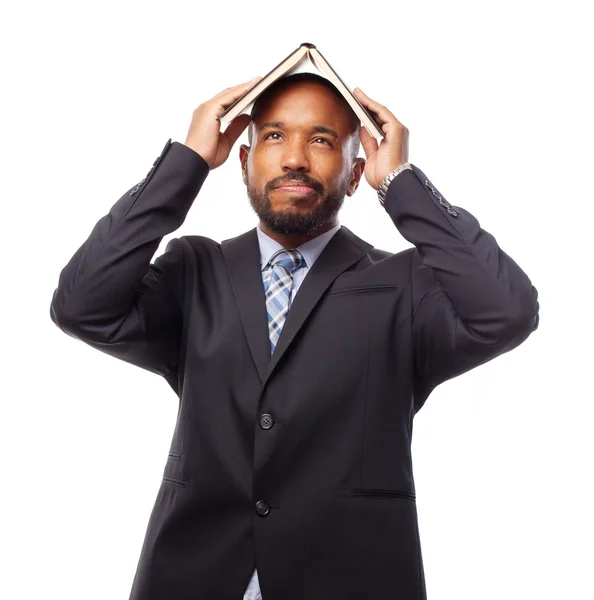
left=367, top=246, right=415, bottom=264
left=368, top=247, right=392, bottom=261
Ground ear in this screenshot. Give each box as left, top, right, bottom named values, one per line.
left=346, top=158, right=366, bottom=196
left=239, top=144, right=250, bottom=185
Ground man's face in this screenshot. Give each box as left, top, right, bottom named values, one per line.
left=240, top=82, right=365, bottom=236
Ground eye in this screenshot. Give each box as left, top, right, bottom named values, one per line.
left=263, top=132, right=332, bottom=146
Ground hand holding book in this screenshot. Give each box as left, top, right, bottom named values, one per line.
left=353, top=87, right=410, bottom=190
left=183, top=76, right=263, bottom=170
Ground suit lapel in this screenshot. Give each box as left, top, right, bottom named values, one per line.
left=221, top=225, right=373, bottom=386
left=221, top=227, right=271, bottom=383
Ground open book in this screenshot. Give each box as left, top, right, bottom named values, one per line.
left=216, top=43, right=386, bottom=142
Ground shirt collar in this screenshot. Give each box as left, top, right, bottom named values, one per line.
left=257, top=222, right=342, bottom=271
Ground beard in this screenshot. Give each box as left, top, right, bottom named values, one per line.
left=246, top=168, right=349, bottom=236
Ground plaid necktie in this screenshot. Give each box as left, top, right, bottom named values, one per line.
left=263, top=248, right=306, bottom=355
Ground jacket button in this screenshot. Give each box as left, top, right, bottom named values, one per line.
left=260, top=414, right=274, bottom=430
left=255, top=500, right=270, bottom=516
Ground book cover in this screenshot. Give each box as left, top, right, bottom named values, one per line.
left=217, top=43, right=386, bottom=142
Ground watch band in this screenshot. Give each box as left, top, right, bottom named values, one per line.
left=377, top=162, right=412, bottom=206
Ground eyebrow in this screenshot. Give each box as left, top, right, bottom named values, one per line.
left=259, top=121, right=339, bottom=139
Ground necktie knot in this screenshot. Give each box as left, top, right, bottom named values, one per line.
left=268, top=249, right=305, bottom=275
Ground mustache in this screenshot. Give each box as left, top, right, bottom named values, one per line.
left=269, top=173, right=322, bottom=191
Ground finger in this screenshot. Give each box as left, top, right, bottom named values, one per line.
left=359, top=125, right=378, bottom=159
left=212, top=76, right=262, bottom=107
left=354, top=87, right=404, bottom=128
left=213, top=76, right=262, bottom=97
left=222, top=113, right=252, bottom=146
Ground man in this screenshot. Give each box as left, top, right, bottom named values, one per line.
left=50, top=71, right=539, bottom=600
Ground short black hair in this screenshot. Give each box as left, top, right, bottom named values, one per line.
left=247, top=72, right=360, bottom=162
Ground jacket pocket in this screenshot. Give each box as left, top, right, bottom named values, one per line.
left=162, top=453, right=187, bottom=487
left=351, top=487, right=416, bottom=501
left=326, top=284, right=399, bottom=297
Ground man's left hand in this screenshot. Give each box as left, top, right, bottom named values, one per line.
left=353, top=87, right=409, bottom=190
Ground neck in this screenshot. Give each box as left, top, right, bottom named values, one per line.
left=259, top=219, right=339, bottom=249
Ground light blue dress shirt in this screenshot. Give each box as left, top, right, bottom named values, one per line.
left=242, top=221, right=342, bottom=600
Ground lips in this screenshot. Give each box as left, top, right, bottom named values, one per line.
left=274, top=182, right=316, bottom=194
left=276, top=185, right=315, bottom=193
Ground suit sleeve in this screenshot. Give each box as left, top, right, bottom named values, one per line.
left=382, top=164, right=539, bottom=412
left=49, top=139, right=210, bottom=390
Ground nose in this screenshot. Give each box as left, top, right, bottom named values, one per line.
left=281, top=137, right=310, bottom=173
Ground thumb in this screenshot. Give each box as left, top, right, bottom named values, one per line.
left=222, top=113, right=252, bottom=146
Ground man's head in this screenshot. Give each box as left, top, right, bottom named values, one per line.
left=239, top=73, right=366, bottom=238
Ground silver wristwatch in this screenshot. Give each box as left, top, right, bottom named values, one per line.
left=377, top=162, right=412, bottom=206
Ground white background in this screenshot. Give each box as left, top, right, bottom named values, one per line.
left=2, top=0, right=592, bottom=598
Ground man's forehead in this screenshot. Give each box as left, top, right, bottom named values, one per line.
left=250, top=82, right=358, bottom=142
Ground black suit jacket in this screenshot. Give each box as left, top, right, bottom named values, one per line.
left=50, top=139, right=539, bottom=599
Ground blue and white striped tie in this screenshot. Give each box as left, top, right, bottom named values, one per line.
left=263, top=248, right=305, bottom=355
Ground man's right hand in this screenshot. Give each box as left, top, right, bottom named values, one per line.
left=183, top=76, right=263, bottom=170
